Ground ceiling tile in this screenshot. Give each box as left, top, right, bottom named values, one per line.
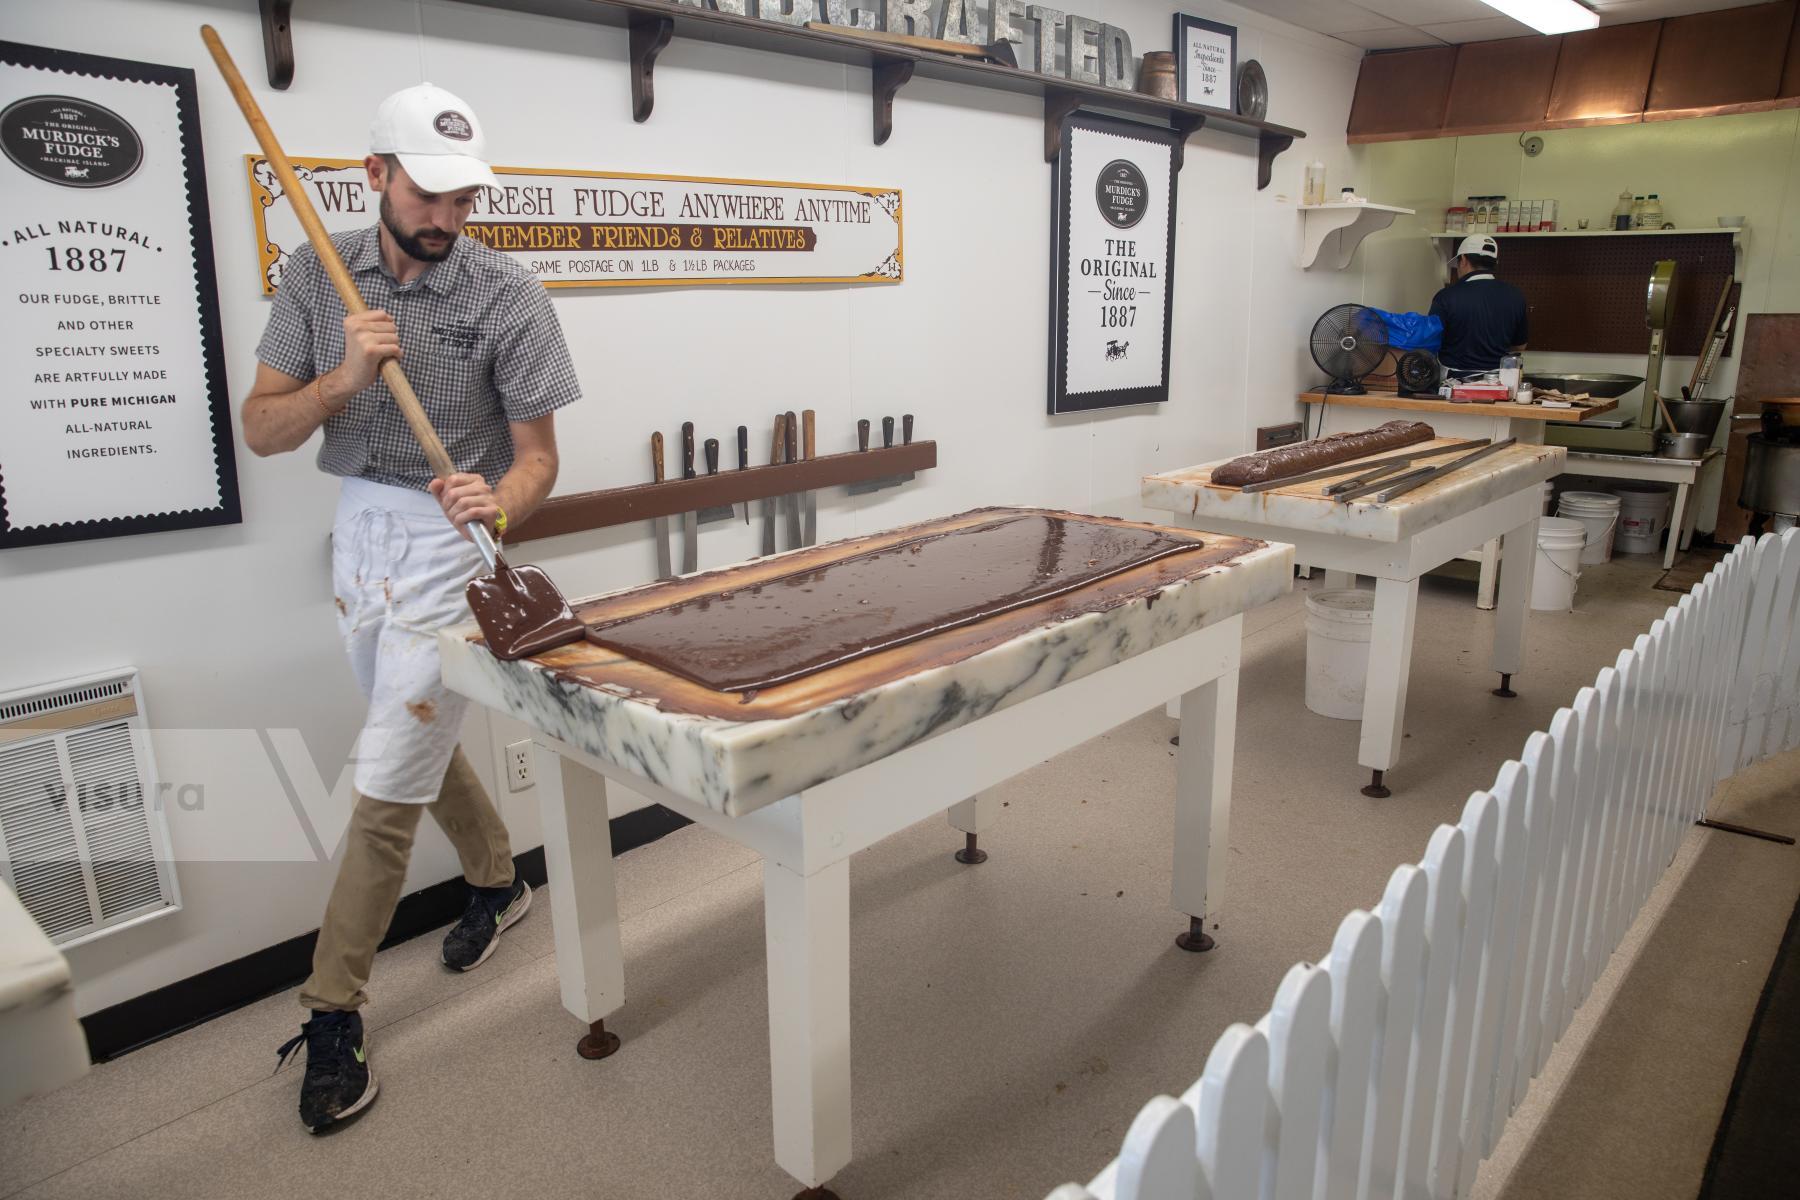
left=1417, top=15, right=1540, bottom=42
left=1230, top=0, right=1397, bottom=35
left=1333, top=25, right=1449, bottom=49
left=1358, top=0, right=1498, bottom=25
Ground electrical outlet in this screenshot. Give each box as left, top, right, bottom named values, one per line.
left=1257, top=421, right=1304, bottom=450
left=506, top=740, right=534, bottom=792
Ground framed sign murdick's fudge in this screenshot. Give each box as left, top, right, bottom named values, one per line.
left=1048, top=113, right=1178, bottom=415
left=0, top=41, right=238, bottom=549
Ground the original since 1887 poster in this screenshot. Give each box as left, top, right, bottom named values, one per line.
left=1049, top=113, right=1177, bottom=414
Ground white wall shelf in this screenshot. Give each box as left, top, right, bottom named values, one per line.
left=1427, top=227, right=1742, bottom=239
left=1300, top=203, right=1414, bottom=270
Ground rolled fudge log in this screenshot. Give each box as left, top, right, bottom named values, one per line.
left=1211, top=420, right=1435, bottom=488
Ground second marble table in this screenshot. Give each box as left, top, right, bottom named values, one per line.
left=441, top=507, right=1292, bottom=1199
left=1144, top=439, right=1567, bottom=797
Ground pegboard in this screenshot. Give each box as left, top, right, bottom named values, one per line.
left=1499, top=232, right=1738, bottom=356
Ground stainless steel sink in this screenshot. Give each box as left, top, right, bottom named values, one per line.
left=1523, top=372, right=1645, bottom=399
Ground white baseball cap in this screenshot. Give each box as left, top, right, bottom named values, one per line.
left=1453, top=234, right=1499, bottom=261
left=369, top=83, right=499, bottom=194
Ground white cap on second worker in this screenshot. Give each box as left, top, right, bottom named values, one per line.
left=369, top=83, right=499, bottom=194
left=1454, top=233, right=1499, bottom=261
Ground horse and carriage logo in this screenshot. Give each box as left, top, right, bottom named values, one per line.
left=1105, top=339, right=1129, bottom=361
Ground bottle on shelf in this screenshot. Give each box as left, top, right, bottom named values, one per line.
left=1613, top=191, right=1634, bottom=231
left=1641, top=194, right=1664, bottom=229
left=1631, top=195, right=1646, bottom=228
left=1303, top=161, right=1326, bottom=206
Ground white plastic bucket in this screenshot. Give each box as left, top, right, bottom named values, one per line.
left=1614, top=482, right=1674, bottom=554
left=1557, top=491, right=1621, bottom=565
left=1305, top=589, right=1375, bottom=720
left=1531, top=517, right=1586, bottom=611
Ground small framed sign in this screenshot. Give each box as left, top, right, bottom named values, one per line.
left=1048, top=113, right=1178, bottom=415
left=1174, top=14, right=1237, bottom=112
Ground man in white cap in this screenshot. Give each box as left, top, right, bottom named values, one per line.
left=242, top=83, right=581, bottom=1133
left=1429, top=233, right=1529, bottom=376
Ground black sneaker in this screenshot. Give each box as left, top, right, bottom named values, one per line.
left=275, top=1009, right=377, bottom=1134
left=442, top=879, right=531, bottom=971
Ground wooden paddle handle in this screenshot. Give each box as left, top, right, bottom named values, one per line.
left=200, top=25, right=457, bottom=484
left=802, top=409, right=815, bottom=461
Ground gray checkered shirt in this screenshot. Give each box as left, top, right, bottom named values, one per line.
left=255, top=225, right=581, bottom=492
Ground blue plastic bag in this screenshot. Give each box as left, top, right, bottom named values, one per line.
left=1369, top=308, right=1442, bottom=353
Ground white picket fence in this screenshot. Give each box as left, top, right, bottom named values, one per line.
left=1047, top=529, right=1800, bottom=1200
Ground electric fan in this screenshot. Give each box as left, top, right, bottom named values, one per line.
left=1309, top=303, right=1387, bottom=395
left=1396, top=350, right=1442, bottom=398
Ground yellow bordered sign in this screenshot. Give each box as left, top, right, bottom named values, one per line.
left=245, top=156, right=902, bottom=293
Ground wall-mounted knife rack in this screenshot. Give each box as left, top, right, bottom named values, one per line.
left=509, top=442, right=936, bottom=544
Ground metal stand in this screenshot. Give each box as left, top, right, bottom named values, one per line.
left=1362, top=768, right=1391, bottom=799
left=577, top=1019, right=621, bottom=1060
left=953, top=831, right=988, bottom=864
left=1175, top=914, right=1215, bottom=953
left=1492, top=672, right=1517, bottom=698
left=1697, top=818, right=1796, bottom=845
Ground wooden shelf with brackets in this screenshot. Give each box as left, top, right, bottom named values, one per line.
left=257, top=0, right=1305, bottom=184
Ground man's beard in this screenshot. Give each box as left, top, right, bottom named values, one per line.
left=380, top=194, right=455, bottom=263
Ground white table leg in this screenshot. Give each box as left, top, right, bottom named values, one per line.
left=764, top=857, right=853, bottom=1190
left=1322, top=570, right=1355, bottom=591
left=534, top=744, right=626, bottom=1059
left=1666, top=482, right=1691, bottom=568
left=1492, top=515, right=1539, bottom=698
left=1476, top=538, right=1500, bottom=610
left=1172, top=668, right=1239, bottom=951
left=1358, top=576, right=1420, bottom=796
left=947, top=791, right=1001, bottom=864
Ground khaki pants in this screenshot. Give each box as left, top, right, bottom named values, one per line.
left=300, top=746, right=515, bottom=1013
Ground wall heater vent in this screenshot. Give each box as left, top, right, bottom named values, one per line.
left=0, top=669, right=180, bottom=947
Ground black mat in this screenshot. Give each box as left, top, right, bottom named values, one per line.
left=1697, top=892, right=1800, bottom=1198
left=1655, top=545, right=1728, bottom=593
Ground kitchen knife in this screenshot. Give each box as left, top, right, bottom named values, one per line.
left=847, top=417, right=877, bottom=495
left=801, top=409, right=817, bottom=547
left=895, top=414, right=917, bottom=484
left=649, top=431, right=673, bottom=580
left=680, top=420, right=698, bottom=574
left=698, top=437, right=734, bottom=523
left=783, top=409, right=803, bottom=550
left=737, top=424, right=750, bottom=524
left=762, top=413, right=784, bottom=557
left=850, top=415, right=909, bottom=494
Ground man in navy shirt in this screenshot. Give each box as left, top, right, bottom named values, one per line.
left=1429, top=234, right=1529, bottom=375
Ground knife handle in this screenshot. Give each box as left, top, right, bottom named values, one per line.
left=802, top=409, right=816, bottom=461
left=681, top=421, right=696, bottom=479
left=881, top=416, right=895, bottom=449
left=902, top=414, right=913, bottom=445
left=784, top=410, right=798, bottom=463
left=737, top=424, right=749, bottom=470
left=771, top=413, right=787, bottom=464
left=857, top=418, right=870, bottom=452
left=650, top=430, right=665, bottom=483
left=704, top=437, right=719, bottom=476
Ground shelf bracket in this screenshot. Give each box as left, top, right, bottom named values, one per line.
left=1169, top=114, right=1206, bottom=173
left=1043, top=89, right=1083, bottom=163
left=872, top=58, right=913, bottom=146
left=629, top=15, right=674, bottom=124
left=259, top=0, right=294, bottom=90
left=1258, top=131, right=1294, bottom=191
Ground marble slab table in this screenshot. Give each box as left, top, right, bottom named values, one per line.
left=441, top=507, right=1292, bottom=1199
left=1298, top=389, right=1615, bottom=607
left=0, top=880, right=88, bottom=1107
left=1144, top=439, right=1566, bottom=797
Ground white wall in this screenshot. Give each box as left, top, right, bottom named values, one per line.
left=1365, top=110, right=1800, bottom=531
left=0, top=0, right=1363, bottom=1014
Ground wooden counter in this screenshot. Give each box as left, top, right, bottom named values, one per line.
left=1298, top=389, right=1617, bottom=423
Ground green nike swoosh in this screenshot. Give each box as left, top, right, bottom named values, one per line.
left=354, top=1044, right=366, bottom=1063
